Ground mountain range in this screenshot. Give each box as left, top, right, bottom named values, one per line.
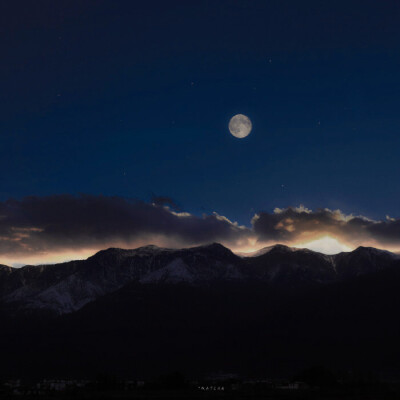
left=0, top=243, right=398, bottom=315
left=0, top=243, right=400, bottom=379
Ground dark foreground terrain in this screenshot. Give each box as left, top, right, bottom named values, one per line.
left=2, top=369, right=400, bottom=400
left=0, top=243, right=400, bottom=385
left=1, top=382, right=400, bottom=400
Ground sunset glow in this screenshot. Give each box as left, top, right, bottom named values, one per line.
left=293, top=235, right=353, bottom=254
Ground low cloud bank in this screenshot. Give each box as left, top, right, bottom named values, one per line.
left=0, top=195, right=250, bottom=259
left=253, top=206, right=400, bottom=248
left=0, top=195, right=399, bottom=264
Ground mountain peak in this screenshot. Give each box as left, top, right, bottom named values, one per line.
left=189, top=242, right=235, bottom=257
left=2, top=242, right=399, bottom=315
left=90, top=245, right=166, bottom=259
left=193, top=242, right=228, bottom=250
left=242, top=244, right=314, bottom=258
left=352, top=246, right=395, bottom=257
left=269, top=244, right=295, bottom=252
left=136, top=244, right=163, bottom=251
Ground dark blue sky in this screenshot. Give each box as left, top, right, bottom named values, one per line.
left=2, top=0, right=400, bottom=225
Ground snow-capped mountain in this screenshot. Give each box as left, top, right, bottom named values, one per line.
left=0, top=243, right=398, bottom=314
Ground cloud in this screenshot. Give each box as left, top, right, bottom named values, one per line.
left=0, top=195, right=251, bottom=260
left=252, top=205, right=400, bottom=249
left=151, top=195, right=181, bottom=211
left=1, top=196, right=400, bottom=265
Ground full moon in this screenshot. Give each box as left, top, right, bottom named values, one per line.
left=229, top=114, right=252, bottom=138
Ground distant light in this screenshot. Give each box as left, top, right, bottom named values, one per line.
left=294, top=236, right=352, bottom=254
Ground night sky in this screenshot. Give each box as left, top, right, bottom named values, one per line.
left=1, top=1, right=400, bottom=264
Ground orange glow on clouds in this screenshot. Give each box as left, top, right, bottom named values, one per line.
left=233, top=235, right=354, bottom=256
left=1, top=249, right=97, bottom=267
left=292, top=235, right=353, bottom=254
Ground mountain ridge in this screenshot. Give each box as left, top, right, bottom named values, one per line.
left=1, top=243, right=400, bottom=379
left=0, top=243, right=398, bottom=315
left=1, top=242, right=396, bottom=269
